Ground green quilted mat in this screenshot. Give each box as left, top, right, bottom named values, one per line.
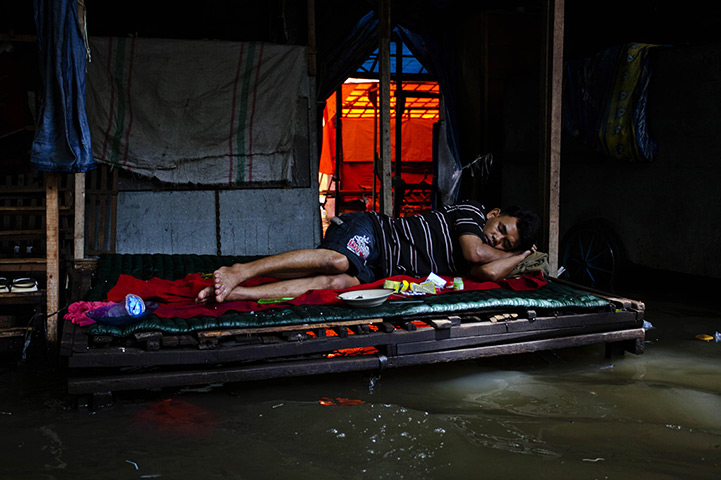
left=85, top=254, right=611, bottom=337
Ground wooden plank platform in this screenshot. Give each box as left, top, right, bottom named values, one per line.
left=61, top=294, right=645, bottom=396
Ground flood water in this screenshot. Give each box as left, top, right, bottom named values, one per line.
left=1, top=287, right=720, bottom=479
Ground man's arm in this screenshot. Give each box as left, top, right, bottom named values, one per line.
left=459, top=234, right=534, bottom=281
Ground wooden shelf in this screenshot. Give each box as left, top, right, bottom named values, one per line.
left=0, top=205, right=71, bottom=213
left=0, top=290, right=45, bottom=305
left=0, top=327, right=32, bottom=339
left=0, top=33, right=37, bottom=43
left=0, top=185, right=69, bottom=194
left=0, top=258, right=47, bottom=272
left=0, top=229, right=44, bottom=237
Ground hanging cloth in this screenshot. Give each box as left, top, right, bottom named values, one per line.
left=30, top=0, right=95, bottom=173
left=563, top=43, right=659, bottom=162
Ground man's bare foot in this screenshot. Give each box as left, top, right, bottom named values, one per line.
left=195, top=286, right=215, bottom=304
left=213, top=264, right=249, bottom=303
left=195, top=284, right=246, bottom=304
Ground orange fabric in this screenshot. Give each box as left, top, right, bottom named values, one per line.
left=319, top=82, right=436, bottom=185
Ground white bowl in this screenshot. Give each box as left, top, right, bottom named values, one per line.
left=337, top=288, right=395, bottom=308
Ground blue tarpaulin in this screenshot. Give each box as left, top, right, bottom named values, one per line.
left=316, top=7, right=463, bottom=179
left=30, top=0, right=95, bottom=173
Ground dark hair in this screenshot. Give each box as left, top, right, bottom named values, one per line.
left=500, top=205, right=540, bottom=251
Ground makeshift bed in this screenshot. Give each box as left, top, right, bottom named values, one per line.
left=60, top=254, right=645, bottom=397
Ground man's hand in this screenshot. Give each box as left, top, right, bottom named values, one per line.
left=467, top=243, right=537, bottom=282
left=459, top=234, right=516, bottom=264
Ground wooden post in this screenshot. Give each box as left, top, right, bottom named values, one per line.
left=539, top=0, right=564, bottom=276
left=307, top=0, right=316, bottom=77
left=481, top=12, right=489, bottom=153
left=393, top=40, right=404, bottom=218
left=335, top=87, right=343, bottom=213
left=45, top=172, right=60, bottom=345
left=74, top=172, right=85, bottom=259
left=379, top=0, right=392, bottom=216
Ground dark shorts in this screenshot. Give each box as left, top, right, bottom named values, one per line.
left=318, top=212, right=380, bottom=284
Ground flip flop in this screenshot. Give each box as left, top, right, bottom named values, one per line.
left=0, top=277, right=9, bottom=294
left=11, top=277, right=38, bottom=293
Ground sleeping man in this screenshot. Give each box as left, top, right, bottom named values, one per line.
left=196, top=200, right=540, bottom=304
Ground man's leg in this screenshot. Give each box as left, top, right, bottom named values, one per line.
left=196, top=272, right=360, bottom=303
left=204, top=248, right=351, bottom=303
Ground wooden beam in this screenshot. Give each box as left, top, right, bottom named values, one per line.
left=539, top=0, right=564, bottom=275
left=45, top=173, right=60, bottom=345
left=379, top=0, right=392, bottom=216
left=390, top=328, right=644, bottom=367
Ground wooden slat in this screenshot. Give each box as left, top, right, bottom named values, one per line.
left=0, top=229, right=44, bottom=237
left=97, top=167, right=107, bottom=252
left=196, top=317, right=384, bottom=339
left=86, top=169, right=97, bottom=253
left=398, top=314, right=640, bottom=356
left=84, top=165, right=118, bottom=255
left=391, top=328, right=644, bottom=368
left=0, top=327, right=32, bottom=339
left=74, top=173, right=85, bottom=259
left=109, top=168, right=118, bottom=253
left=68, top=355, right=382, bottom=395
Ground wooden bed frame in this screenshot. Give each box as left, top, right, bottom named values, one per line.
left=60, top=275, right=645, bottom=399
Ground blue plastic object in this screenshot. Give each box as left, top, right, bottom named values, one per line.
left=87, top=294, right=157, bottom=326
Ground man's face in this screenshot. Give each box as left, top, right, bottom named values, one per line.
left=482, top=209, right=520, bottom=251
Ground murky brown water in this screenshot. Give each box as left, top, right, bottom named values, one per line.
left=1, top=293, right=720, bottom=479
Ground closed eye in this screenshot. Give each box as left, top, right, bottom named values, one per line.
left=499, top=223, right=510, bottom=250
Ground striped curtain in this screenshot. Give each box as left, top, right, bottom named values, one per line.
left=86, top=37, right=308, bottom=185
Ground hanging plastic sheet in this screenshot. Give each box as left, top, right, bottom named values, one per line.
left=31, top=0, right=95, bottom=173
left=85, top=37, right=308, bottom=185
left=563, top=43, right=659, bottom=162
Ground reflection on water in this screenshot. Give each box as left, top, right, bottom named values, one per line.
left=1, top=297, right=720, bottom=479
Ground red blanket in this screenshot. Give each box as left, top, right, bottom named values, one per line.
left=104, top=272, right=547, bottom=319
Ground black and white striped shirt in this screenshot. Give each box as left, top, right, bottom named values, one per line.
left=369, top=200, right=487, bottom=278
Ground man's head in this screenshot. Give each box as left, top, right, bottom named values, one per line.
left=483, top=205, right=540, bottom=252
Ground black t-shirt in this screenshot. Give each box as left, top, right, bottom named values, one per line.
left=368, top=200, right=488, bottom=278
